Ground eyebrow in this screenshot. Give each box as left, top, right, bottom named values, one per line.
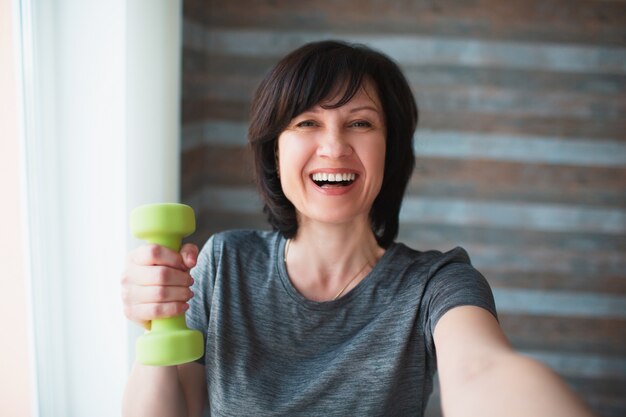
left=349, top=105, right=380, bottom=114
left=303, top=105, right=380, bottom=114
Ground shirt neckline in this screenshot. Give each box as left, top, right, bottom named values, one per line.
left=274, top=234, right=398, bottom=311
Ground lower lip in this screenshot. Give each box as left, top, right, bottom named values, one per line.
left=311, top=179, right=357, bottom=196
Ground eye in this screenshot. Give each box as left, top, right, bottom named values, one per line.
left=350, top=120, right=373, bottom=128
left=295, top=120, right=317, bottom=128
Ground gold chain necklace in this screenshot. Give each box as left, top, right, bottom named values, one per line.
left=284, top=239, right=371, bottom=300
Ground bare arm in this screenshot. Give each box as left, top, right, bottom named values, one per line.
left=434, top=306, right=595, bottom=417
left=123, top=362, right=206, bottom=417
left=121, top=243, right=207, bottom=416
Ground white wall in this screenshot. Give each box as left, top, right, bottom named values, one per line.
left=16, top=0, right=182, bottom=415
left=0, top=0, right=34, bottom=415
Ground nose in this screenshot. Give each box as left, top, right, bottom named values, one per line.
left=316, top=127, right=353, bottom=159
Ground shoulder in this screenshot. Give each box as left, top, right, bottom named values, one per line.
left=390, top=243, right=493, bottom=313
left=201, top=229, right=280, bottom=260
left=426, top=246, right=477, bottom=277
left=390, top=243, right=475, bottom=277
left=211, top=229, right=277, bottom=246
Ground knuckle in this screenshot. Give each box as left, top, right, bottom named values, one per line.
left=153, top=303, right=168, bottom=317
left=155, top=286, right=168, bottom=300
left=155, top=302, right=182, bottom=318
left=155, top=266, right=170, bottom=284
left=147, top=244, right=162, bottom=261
left=183, top=243, right=199, bottom=256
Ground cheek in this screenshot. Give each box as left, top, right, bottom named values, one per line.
left=278, top=142, right=300, bottom=176
left=277, top=138, right=309, bottom=199
left=367, top=144, right=386, bottom=194
left=368, top=142, right=386, bottom=175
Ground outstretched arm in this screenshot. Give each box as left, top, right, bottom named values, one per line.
left=434, top=305, right=595, bottom=417
left=121, top=243, right=207, bottom=416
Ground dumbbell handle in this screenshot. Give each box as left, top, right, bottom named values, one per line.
left=130, top=203, right=203, bottom=366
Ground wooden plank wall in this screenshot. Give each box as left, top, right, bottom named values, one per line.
left=180, top=1, right=626, bottom=416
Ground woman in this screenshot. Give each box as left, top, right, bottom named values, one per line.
left=122, top=41, right=594, bottom=416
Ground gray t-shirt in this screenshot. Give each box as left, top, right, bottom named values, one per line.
left=187, top=230, right=497, bottom=416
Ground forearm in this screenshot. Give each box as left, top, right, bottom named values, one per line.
left=441, top=353, right=595, bottom=417
left=123, top=362, right=189, bottom=417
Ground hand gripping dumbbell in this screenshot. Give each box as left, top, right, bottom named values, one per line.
left=130, top=203, right=203, bottom=366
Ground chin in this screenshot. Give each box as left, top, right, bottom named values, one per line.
left=303, top=207, right=371, bottom=227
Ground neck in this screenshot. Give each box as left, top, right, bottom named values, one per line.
left=284, top=219, right=385, bottom=301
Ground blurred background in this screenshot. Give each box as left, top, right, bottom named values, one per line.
left=2, top=0, right=625, bottom=416
left=179, top=1, right=626, bottom=416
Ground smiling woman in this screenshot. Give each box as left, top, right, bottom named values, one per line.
left=276, top=85, right=386, bottom=232
left=249, top=41, right=417, bottom=246
left=122, top=40, right=595, bottom=417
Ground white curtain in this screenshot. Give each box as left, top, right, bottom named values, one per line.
left=17, top=0, right=182, bottom=415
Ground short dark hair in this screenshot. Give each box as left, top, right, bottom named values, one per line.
left=248, top=40, right=417, bottom=248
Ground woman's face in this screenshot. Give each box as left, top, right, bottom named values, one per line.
left=277, top=82, right=386, bottom=228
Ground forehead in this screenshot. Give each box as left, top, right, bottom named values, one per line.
left=318, top=80, right=382, bottom=110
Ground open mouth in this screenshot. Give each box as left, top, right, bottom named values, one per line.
left=311, top=172, right=357, bottom=188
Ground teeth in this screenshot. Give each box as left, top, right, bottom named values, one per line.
left=312, top=172, right=356, bottom=182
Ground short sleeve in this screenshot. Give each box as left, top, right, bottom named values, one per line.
left=186, top=235, right=217, bottom=365
left=421, top=247, right=498, bottom=360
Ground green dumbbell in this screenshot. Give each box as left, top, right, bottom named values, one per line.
left=130, top=203, right=203, bottom=366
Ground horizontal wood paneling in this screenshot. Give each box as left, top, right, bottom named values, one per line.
left=182, top=121, right=626, bottom=169
left=567, top=377, right=626, bottom=417
left=183, top=26, right=626, bottom=74
left=182, top=145, right=626, bottom=207
left=411, top=157, right=626, bottom=207
left=182, top=97, right=626, bottom=141
left=500, top=314, right=626, bottom=356
left=185, top=51, right=626, bottom=95
left=184, top=51, right=626, bottom=95
left=184, top=0, right=626, bottom=46
left=185, top=184, right=626, bottom=235
left=182, top=51, right=626, bottom=121
left=180, top=2, right=626, bottom=415
left=427, top=376, right=626, bottom=417
left=186, top=187, right=626, bottom=289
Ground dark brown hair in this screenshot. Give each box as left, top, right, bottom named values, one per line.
left=248, top=40, right=417, bottom=248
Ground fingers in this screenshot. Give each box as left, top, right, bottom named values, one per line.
left=124, top=301, right=190, bottom=323
left=122, top=283, right=194, bottom=305
left=122, top=243, right=201, bottom=327
left=180, top=243, right=199, bottom=270
left=129, top=244, right=186, bottom=270
left=120, top=277, right=194, bottom=326
left=124, top=263, right=194, bottom=287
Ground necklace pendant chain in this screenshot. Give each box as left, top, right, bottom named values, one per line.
left=331, top=260, right=369, bottom=300
left=284, top=239, right=370, bottom=301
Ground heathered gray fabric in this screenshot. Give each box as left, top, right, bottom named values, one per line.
left=186, top=230, right=497, bottom=417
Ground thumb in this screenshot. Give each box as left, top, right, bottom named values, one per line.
left=180, top=243, right=199, bottom=270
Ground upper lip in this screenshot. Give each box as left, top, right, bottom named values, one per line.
left=309, top=168, right=359, bottom=175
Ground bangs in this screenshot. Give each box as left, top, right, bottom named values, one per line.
left=284, top=43, right=370, bottom=119
left=249, top=39, right=417, bottom=247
